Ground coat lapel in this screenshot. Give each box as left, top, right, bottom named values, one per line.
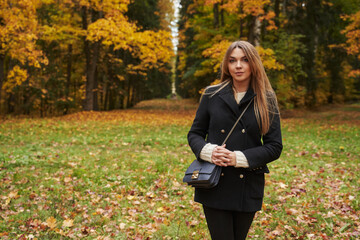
left=218, top=84, right=256, bottom=117
left=218, top=84, right=240, bottom=116
left=239, top=88, right=256, bottom=106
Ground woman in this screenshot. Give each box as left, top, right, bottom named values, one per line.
left=187, top=41, right=283, bottom=239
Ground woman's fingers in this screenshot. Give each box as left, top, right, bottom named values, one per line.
left=212, top=155, right=230, bottom=166
left=213, top=153, right=230, bottom=162
left=212, top=145, right=233, bottom=166
left=214, top=149, right=232, bottom=159
left=213, top=159, right=228, bottom=166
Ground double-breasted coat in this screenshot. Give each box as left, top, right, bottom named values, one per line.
left=187, top=84, right=283, bottom=212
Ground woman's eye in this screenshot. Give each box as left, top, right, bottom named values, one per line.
left=229, top=59, right=235, bottom=63
left=243, top=58, right=249, bottom=62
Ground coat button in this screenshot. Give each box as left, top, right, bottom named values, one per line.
left=242, top=129, right=246, bottom=133
left=221, top=173, right=224, bottom=176
left=221, top=129, right=225, bottom=133
left=239, top=174, right=244, bottom=179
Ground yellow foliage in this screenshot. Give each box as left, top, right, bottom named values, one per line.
left=78, top=0, right=130, bottom=12
left=349, top=69, right=360, bottom=78
left=315, top=80, right=331, bottom=105
left=276, top=74, right=306, bottom=108
left=198, top=79, right=221, bottom=95
left=0, top=0, right=48, bottom=67
left=202, top=39, right=232, bottom=73
left=2, top=66, right=28, bottom=93
left=259, top=11, right=277, bottom=30
left=199, top=41, right=283, bottom=76
left=127, top=30, right=174, bottom=73
left=341, top=11, right=360, bottom=58
left=340, top=11, right=360, bottom=79
left=255, top=46, right=284, bottom=71
left=86, top=12, right=136, bottom=51
left=221, top=0, right=271, bottom=16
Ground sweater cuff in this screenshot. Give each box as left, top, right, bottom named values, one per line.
left=235, top=151, right=249, bottom=168
left=200, top=143, right=218, bottom=163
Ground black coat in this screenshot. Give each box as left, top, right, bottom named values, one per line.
left=187, top=84, right=283, bottom=212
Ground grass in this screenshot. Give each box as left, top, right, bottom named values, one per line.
left=0, top=100, right=359, bottom=239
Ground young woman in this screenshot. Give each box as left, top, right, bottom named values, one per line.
left=187, top=41, right=283, bottom=239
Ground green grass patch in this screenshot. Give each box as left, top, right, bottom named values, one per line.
left=0, top=100, right=359, bottom=239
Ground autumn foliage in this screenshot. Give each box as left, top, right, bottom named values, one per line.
left=342, top=10, right=360, bottom=77
left=0, top=0, right=174, bottom=115
left=176, top=0, right=360, bottom=107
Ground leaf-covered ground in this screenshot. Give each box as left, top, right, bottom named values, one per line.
left=0, top=99, right=359, bottom=239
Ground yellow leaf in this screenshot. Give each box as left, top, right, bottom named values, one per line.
left=64, top=176, right=72, bottom=183
left=62, top=219, right=74, bottom=228
left=46, top=216, right=57, bottom=229
left=119, top=223, right=126, bottom=230
left=8, top=191, right=18, bottom=199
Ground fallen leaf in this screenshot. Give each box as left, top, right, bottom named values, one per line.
left=46, top=216, right=57, bottom=229
left=8, top=190, right=18, bottom=199
left=119, top=223, right=126, bottom=230
left=62, top=219, right=74, bottom=228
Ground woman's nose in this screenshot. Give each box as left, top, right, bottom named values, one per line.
left=236, top=61, right=242, bottom=68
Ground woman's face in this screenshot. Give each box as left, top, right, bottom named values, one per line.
left=228, top=47, right=252, bottom=90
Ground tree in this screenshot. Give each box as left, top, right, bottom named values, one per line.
left=0, top=0, right=174, bottom=114
left=342, top=10, right=360, bottom=77
left=177, top=0, right=360, bottom=107
left=0, top=0, right=47, bottom=113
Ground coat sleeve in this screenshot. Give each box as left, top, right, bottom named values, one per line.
left=242, top=108, right=283, bottom=169
left=187, top=93, right=211, bottom=160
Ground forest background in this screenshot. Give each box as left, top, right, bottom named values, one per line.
left=1, top=0, right=360, bottom=116
left=1, top=0, right=360, bottom=239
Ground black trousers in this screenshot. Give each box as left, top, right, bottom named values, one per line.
left=203, top=206, right=256, bottom=240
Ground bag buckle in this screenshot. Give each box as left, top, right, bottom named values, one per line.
left=191, top=170, right=199, bottom=179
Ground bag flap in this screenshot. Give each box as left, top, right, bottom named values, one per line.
left=185, top=159, right=217, bottom=175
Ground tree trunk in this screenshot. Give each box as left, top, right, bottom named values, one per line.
left=7, top=93, right=14, bottom=113
left=213, top=3, right=219, bottom=28
left=239, top=4, right=243, bottom=38
left=304, top=0, right=320, bottom=106
left=248, top=16, right=261, bottom=46
left=82, top=7, right=101, bottom=111
left=93, top=64, right=99, bottom=110
left=82, top=6, right=91, bottom=110
left=64, top=44, right=72, bottom=115
left=220, top=0, right=224, bottom=27
left=0, top=54, right=4, bottom=114
left=274, top=0, right=280, bottom=27
left=103, top=81, right=108, bottom=110
left=127, top=78, right=133, bottom=107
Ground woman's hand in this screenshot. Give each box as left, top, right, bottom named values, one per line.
left=211, top=144, right=236, bottom=167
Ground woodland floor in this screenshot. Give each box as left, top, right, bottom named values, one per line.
left=0, top=99, right=359, bottom=239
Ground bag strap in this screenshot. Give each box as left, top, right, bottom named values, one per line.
left=221, top=98, right=254, bottom=145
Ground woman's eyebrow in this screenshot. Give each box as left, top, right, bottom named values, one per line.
left=229, top=56, right=246, bottom=59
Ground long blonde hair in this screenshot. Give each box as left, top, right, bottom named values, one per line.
left=218, top=41, right=279, bottom=135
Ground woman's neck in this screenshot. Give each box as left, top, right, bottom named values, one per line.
left=232, top=81, right=249, bottom=92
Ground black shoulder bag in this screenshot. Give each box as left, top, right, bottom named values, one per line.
left=183, top=98, right=253, bottom=189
